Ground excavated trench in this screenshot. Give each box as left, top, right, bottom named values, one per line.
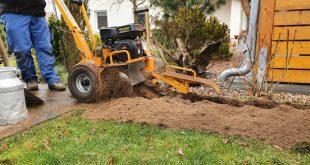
left=182, top=93, right=310, bottom=110
left=81, top=92, right=310, bottom=149
left=76, top=65, right=310, bottom=149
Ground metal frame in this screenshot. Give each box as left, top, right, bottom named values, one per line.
left=53, top=0, right=221, bottom=95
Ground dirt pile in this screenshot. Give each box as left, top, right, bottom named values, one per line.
left=82, top=96, right=310, bottom=148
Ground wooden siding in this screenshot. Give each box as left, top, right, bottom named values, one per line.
left=264, top=0, right=310, bottom=83
left=268, top=69, right=310, bottom=83
left=274, top=11, right=310, bottom=26
left=270, top=56, right=310, bottom=69
left=275, top=0, right=310, bottom=11
left=271, top=41, right=310, bottom=56
left=273, top=26, right=310, bottom=40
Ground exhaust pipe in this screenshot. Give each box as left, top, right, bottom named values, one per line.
left=218, top=0, right=260, bottom=82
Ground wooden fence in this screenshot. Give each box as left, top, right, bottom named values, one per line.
left=256, top=0, right=310, bottom=84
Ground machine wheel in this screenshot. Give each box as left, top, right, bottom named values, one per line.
left=101, top=66, right=133, bottom=98
left=112, top=72, right=133, bottom=98
left=68, top=64, right=103, bottom=103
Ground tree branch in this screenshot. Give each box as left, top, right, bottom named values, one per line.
left=241, top=0, right=250, bottom=17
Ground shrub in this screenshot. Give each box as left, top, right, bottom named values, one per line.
left=48, top=15, right=64, bottom=64
left=154, top=7, right=231, bottom=59
left=0, top=24, right=10, bottom=54
left=94, top=34, right=102, bottom=46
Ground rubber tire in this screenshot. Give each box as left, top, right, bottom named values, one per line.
left=68, top=64, right=102, bottom=103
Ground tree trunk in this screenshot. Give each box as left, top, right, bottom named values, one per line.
left=176, top=38, right=190, bottom=67
left=241, top=0, right=250, bottom=17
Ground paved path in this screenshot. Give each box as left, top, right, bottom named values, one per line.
left=0, top=84, right=79, bottom=140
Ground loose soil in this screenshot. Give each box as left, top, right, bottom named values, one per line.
left=82, top=96, right=310, bottom=149
left=79, top=46, right=310, bottom=149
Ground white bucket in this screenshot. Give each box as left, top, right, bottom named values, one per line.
left=0, top=67, right=28, bottom=125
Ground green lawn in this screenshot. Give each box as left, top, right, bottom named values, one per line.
left=55, top=65, right=68, bottom=85
left=0, top=110, right=308, bottom=165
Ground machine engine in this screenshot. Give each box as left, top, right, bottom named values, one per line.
left=100, top=24, right=146, bottom=61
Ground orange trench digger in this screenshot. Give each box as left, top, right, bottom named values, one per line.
left=54, top=0, right=221, bottom=103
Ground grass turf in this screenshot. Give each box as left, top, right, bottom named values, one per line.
left=0, top=110, right=309, bottom=164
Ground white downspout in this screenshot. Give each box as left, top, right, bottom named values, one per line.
left=218, top=0, right=260, bottom=82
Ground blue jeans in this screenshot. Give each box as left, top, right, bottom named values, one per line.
left=1, top=13, right=60, bottom=85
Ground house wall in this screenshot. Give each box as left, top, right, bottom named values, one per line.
left=45, top=0, right=56, bottom=18
left=46, top=0, right=245, bottom=38
left=88, top=0, right=163, bottom=33
left=230, top=0, right=242, bottom=38
left=45, top=0, right=138, bottom=33
left=211, top=0, right=232, bottom=30
left=208, top=0, right=245, bottom=39
left=88, top=0, right=135, bottom=33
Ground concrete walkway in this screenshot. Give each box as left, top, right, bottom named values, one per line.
left=0, top=84, right=79, bottom=140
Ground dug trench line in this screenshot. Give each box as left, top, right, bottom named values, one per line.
left=182, top=93, right=310, bottom=110
left=81, top=95, right=310, bottom=149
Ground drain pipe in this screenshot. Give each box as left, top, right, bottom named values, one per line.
left=218, top=0, right=260, bottom=82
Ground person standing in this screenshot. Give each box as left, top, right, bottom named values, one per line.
left=0, top=0, right=65, bottom=91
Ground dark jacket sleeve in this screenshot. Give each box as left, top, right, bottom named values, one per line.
left=0, top=0, right=16, bottom=5
left=0, top=0, right=12, bottom=3
left=0, top=0, right=46, bottom=17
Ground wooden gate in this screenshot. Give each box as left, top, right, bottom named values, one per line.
left=257, top=0, right=310, bottom=84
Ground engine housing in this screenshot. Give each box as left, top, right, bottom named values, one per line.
left=100, top=24, right=145, bottom=61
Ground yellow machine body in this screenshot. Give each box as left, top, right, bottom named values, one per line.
left=54, top=0, right=220, bottom=102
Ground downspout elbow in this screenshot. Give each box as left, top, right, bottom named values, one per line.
left=217, top=0, right=260, bottom=82
left=218, top=59, right=252, bottom=82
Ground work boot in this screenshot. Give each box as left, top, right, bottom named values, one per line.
left=48, top=83, right=66, bottom=91
left=26, top=80, right=39, bottom=91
